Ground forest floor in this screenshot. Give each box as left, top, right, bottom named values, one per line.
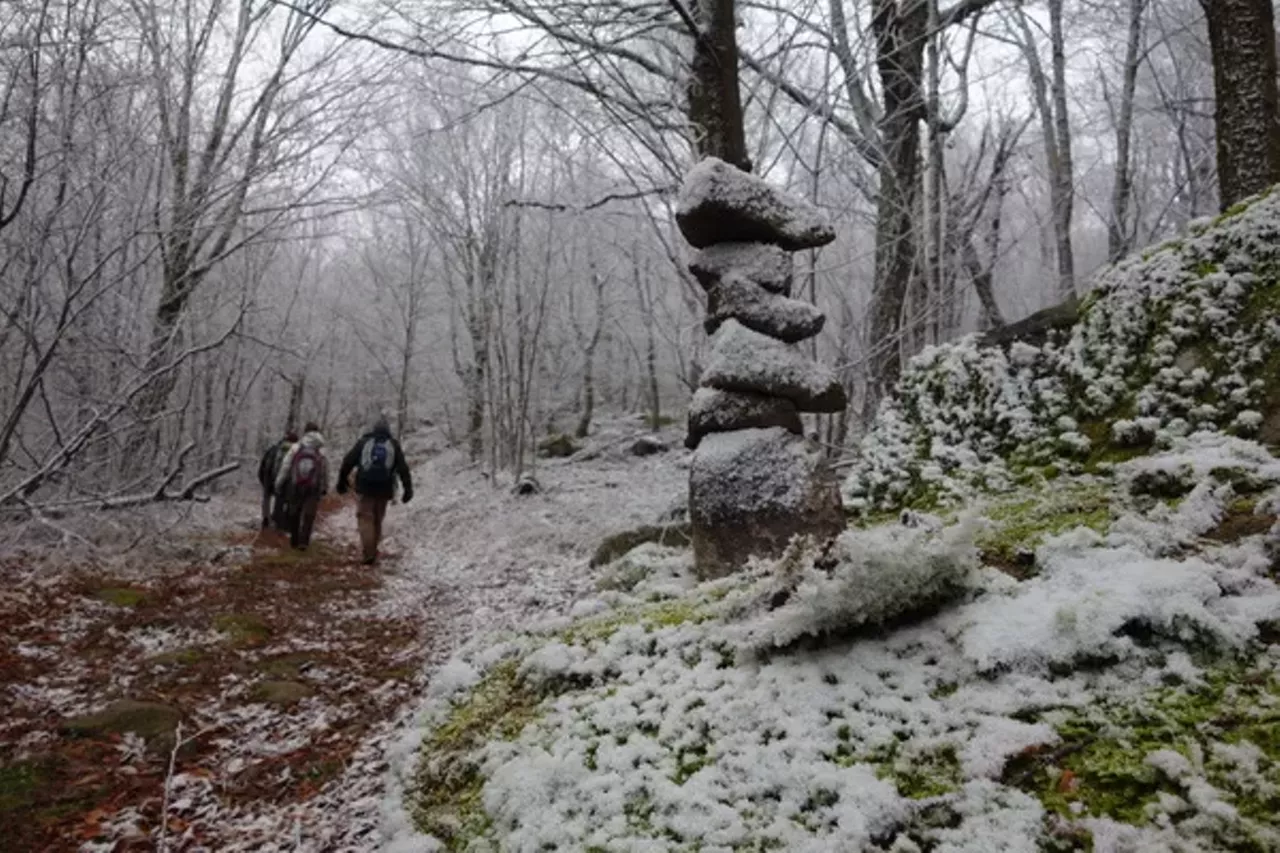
left=0, top=420, right=687, bottom=852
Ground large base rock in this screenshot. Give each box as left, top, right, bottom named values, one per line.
left=686, top=388, right=803, bottom=449
left=705, top=275, right=825, bottom=343
left=702, top=320, right=847, bottom=413
left=690, top=242, right=793, bottom=296
left=676, top=158, right=837, bottom=251
left=690, top=428, right=845, bottom=579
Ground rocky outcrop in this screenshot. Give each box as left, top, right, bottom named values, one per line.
left=677, top=157, right=847, bottom=579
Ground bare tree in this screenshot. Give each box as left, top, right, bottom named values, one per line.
left=1107, top=0, right=1150, bottom=260
left=1011, top=0, right=1076, bottom=300
left=1201, top=0, right=1280, bottom=209
left=125, top=0, right=359, bottom=454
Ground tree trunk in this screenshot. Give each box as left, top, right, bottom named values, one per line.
left=1204, top=0, right=1280, bottom=210
left=863, top=0, right=928, bottom=422
left=1109, top=0, right=1148, bottom=261
left=1048, top=0, right=1075, bottom=297
left=687, top=0, right=749, bottom=169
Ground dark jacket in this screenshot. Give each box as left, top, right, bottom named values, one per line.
left=257, top=439, right=293, bottom=492
left=337, top=428, right=412, bottom=499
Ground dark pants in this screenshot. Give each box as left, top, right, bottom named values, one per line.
left=263, top=488, right=289, bottom=529
left=289, top=492, right=320, bottom=549
left=357, top=494, right=389, bottom=562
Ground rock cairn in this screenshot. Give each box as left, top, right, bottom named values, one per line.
left=675, top=157, right=847, bottom=579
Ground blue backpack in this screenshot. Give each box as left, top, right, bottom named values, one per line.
left=360, top=437, right=394, bottom=486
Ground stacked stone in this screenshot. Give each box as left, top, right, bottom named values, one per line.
left=675, top=158, right=847, bottom=579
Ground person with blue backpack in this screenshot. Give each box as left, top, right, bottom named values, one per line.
left=336, top=414, right=413, bottom=565
left=274, top=421, right=330, bottom=550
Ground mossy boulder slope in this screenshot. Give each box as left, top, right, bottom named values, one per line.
left=846, top=188, right=1280, bottom=512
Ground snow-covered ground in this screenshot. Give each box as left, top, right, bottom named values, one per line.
left=213, top=422, right=692, bottom=850
left=375, top=431, right=1280, bottom=853
left=380, top=425, right=689, bottom=642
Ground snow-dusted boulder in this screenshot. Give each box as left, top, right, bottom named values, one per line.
left=689, top=242, right=793, bottom=295
left=629, top=435, right=669, bottom=457
left=685, top=387, right=803, bottom=449
left=705, top=274, right=826, bottom=343
left=676, top=157, right=836, bottom=251
left=689, top=427, right=845, bottom=578
left=701, top=320, right=847, bottom=412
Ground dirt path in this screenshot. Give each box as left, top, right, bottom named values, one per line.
left=0, top=495, right=441, bottom=852
left=1, top=428, right=689, bottom=852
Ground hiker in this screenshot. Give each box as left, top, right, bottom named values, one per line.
left=336, top=415, right=413, bottom=565
left=257, top=429, right=298, bottom=529
left=275, top=421, right=329, bottom=550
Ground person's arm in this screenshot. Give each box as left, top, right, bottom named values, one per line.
left=394, top=439, right=413, bottom=501
left=336, top=440, right=361, bottom=492
left=320, top=452, right=331, bottom=495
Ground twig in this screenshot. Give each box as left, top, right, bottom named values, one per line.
left=504, top=186, right=675, bottom=212
left=177, top=462, right=241, bottom=500
left=157, top=720, right=183, bottom=853
left=152, top=441, right=197, bottom=501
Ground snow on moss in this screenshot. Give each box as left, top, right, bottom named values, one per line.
left=383, top=453, right=1280, bottom=850
left=847, top=187, right=1280, bottom=512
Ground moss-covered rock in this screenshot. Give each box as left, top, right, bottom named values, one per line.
left=0, top=759, right=48, bottom=815
left=847, top=186, right=1280, bottom=513
left=92, top=586, right=150, bottom=607
left=250, top=680, right=313, bottom=706
left=537, top=433, right=579, bottom=459
left=61, top=700, right=181, bottom=746
left=590, top=523, right=692, bottom=568
left=213, top=612, right=271, bottom=647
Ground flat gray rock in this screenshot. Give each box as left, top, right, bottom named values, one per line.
left=676, top=158, right=836, bottom=251
left=701, top=321, right=847, bottom=413
left=685, top=388, right=803, bottom=449
left=705, top=274, right=825, bottom=343
left=689, top=243, right=793, bottom=296
left=689, top=428, right=845, bottom=578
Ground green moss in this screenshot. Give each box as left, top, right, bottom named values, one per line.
left=890, top=744, right=963, bottom=799
left=213, top=612, right=271, bottom=647
left=0, top=760, right=47, bottom=814
left=848, top=508, right=903, bottom=530
left=560, top=599, right=712, bottom=645
left=148, top=647, right=205, bottom=667
left=93, top=586, right=149, bottom=607
left=410, top=660, right=541, bottom=846
left=252, top=542, right=337, bottom=569
left=255, top=652, right=316, bottom=679
left=592, top=523, right=692, bottom=570
left=250, top=680, right=313, bottom=705
left=977, top=483, right=1111, bottom=568
left=61, top=700, right=181, bottom=745
left=1007, top=662, right=1280, bottom=846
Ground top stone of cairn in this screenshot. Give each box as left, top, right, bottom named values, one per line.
left=676, top=157, right=837, bottom=251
